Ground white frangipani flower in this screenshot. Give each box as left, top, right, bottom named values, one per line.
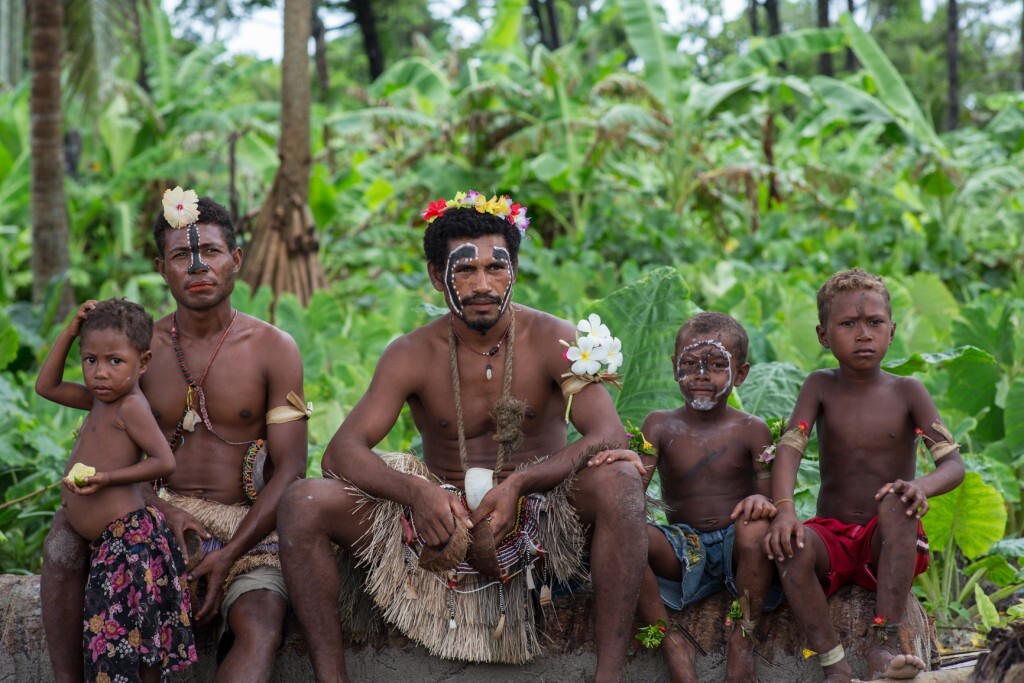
left=577, top=313, right=611, bottom=341
left=604, top=337, right=624, bottom=374
left=566, top=336, right=608, bottom=375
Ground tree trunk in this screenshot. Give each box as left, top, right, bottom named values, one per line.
left=29, top=0, right=74, bottom=317
left=765, top=0, right=781, bottom=36
left=845, top=0, right=858, bottom=71
left=544, top=0, right=561, bottom=49
left=130, top=0, right=151, bottom=94
left=349, top=0, right=384, bottom=81
left=749, top=0, right=760, bottom=36
left=946, top=0, right=959, bottom=130
left=240, top=0, right=325, bottom=305
left=817, top=0, right=833, bottom=76
left=0, top=0, right=25, bottom=88
left=529, top=0, right=552, bottom=48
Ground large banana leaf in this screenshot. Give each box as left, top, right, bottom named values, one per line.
left=591, top=267, right=699, bottom=424
left=617, top=0, right=680, bottom=106
left=923, top=471, right=1006, bottom=559
left=840, top=15, right=944, bottom=153
left=726, top=28, right=846, bottom=79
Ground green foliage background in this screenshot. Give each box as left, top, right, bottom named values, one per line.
left=1, top=0, right=1023, bottom=638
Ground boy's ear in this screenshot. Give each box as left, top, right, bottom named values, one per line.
left=138, top=350, right=153, bottom=374
left=888, top=321, right=896, bottom=345
left=731, top=361, right=752, bottom=388
left=155, top=257, right=167, bottom=281
left=816, top=324, right=829, bottom=348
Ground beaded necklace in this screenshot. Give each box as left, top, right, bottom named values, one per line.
left=168, top=310, right=245, bottom=449
left=449, top=314, right=512, bottom=381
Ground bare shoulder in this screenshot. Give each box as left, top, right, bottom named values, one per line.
left=642, top=408, right=683, bottom=443
left=804, top=368, right=837, bottom=388
left=117, top=392, right=154, bottom=422
left=239, top=313, right=300, bottom=358
left=729, top=408, right=769, bottom=433
left=884, top=371, right=933, bottom=403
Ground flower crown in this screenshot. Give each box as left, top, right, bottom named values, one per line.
left=162, top=186, right=200, bottom=229
left=421, top=190, right=529, bottom=236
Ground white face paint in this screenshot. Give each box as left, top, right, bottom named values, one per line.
left=675, top=339, right=733, bottom=411
left=443, top=242, right=514, bottom=331
left=444, top=242, right=478, bottom=317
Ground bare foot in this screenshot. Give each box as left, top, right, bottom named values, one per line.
left=724, top=627, right=756, bottom=683
left=822, top=659, right=854, bottom=683
left=662, top=631, right=699, bottom=683
left=867, top=644, right=925, bottom=680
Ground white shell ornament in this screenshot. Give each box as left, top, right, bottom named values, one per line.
left=182, top=409, right=199, bottom=432
left=464, top=467, right=494, bottom=511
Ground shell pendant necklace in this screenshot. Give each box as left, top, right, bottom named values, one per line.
left=449, top=313, right=512, bottom=381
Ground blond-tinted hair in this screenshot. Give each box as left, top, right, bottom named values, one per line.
left=816, top=269, right=890, bottom=326
left=675, top=311, right=749, bottom=365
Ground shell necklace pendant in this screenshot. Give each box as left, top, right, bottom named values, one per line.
left=450, top=316, right=510, bottom=381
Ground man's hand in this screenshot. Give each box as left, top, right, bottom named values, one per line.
left=190, top=548, right=233, bottom=624
left=469, top=480, right=520, bottom=540
left=410, top=483, right=473, bottom=547
left=586, top=448, right=647, bottom=477
left=764, top=507, right=804, bottom=561
left=730, top=494, right=776, bottom=524
left=876, top=479, right=929, bottom=518
left=162, top=506, right=211, bottom=567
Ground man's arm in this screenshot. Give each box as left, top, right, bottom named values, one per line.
left=192, top=327, right=308, bottom=622
left=35, top=301, right=96, bottom=410
left=323, top=335, right=475, bottom=547
left=873, top=377, right=965, bottom=518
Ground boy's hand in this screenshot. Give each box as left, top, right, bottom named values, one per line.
left=764, top=509, right=804, bottom=561
left=62, top=471, right=108, bottom=495
left=587, top=448, right=647, bottom=477
left=876, top=479, right=929, bottom=518
left=730, top=494, right=776, bottom=524
left=163, top=506, right=212, bottom=566
left=67, top=300, right=98, bottom=336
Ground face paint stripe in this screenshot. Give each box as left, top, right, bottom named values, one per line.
left=186, top=224, right=210, bottom=274
left=445, top=243, right=478, bottom=316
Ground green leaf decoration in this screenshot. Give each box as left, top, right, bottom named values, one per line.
left=591, top=267, right=699, bottom=424
left=737, top=362, right=805, bottom=420
left=923, top=472, right=1006, bottom=560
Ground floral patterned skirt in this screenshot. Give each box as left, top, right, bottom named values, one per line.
left=83, top=506, right=197, bottom=682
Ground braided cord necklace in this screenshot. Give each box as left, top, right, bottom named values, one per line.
left=168, top=310, right=244, bottom=448
left=448, top=310, right=517, bottom=475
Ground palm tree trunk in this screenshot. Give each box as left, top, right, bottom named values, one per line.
left=765, top=0, right=781, bottom=36
left=30, top=0, right=74, bottom=316
left=350, top=0, right=384, bottom=80
left=946, top=0, right=959, bottom=130
left=845, top=0, right=858, bottom=71
left=817, top=0, right=833, bottom=76
left=241, top=0, right=325, bottom=305
left=749, top=0, right=760, bottom=36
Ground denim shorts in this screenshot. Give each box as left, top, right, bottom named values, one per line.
left=653, top=521, right=783, bottom=612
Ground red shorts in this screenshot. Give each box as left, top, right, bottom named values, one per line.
left=803, top=516, right=930, bottom=597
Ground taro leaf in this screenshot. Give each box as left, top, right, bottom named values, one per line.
left=591, top=267, right=700, bottom=425
left=1003, top=374, right=1024, bottom=456
left=0, top=310, right=17, bottom=371
left=988, top=538, right=1024, bottom=559
left=737, top=362, right=804, bottom=420
left=953, top=300, right=1015, bottom=368
left=963, top=555, right=1020, bottom=587
left=975, top=585, right=1000, bottom=631
left=923, top=472, right=1006, bottom=560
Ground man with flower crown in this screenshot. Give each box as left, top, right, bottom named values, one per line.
left=278, top=191, right=648, bottom=682
left=40, top=188, right=309, bottom=683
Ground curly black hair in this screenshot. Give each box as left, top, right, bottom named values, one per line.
left=153, top=196, right=236, bottom=257
left=423, top=208, right=521, bottom=273
left=80, top=298, right=154, bottom=354
left=675, top=311, right=750, bottom=366
left=817, top=268, right=891, bottom=326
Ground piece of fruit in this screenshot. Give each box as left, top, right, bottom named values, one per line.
left=67, top=463, right=96, bottom=486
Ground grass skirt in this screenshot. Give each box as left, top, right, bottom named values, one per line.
left=336, top=452, right=589, bottom=664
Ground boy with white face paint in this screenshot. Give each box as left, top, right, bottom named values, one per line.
left=590, top=311, right=781, bottom=683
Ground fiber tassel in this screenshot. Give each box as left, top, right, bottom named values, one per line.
left=526, top=564, right=536, bottom=591
left=539, top=584, right=553, bottom=608
left=405, top=574, right=418, bottom=600
left=492, top=613, right=506, bottom=640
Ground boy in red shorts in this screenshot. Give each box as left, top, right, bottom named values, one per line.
left=764, top=269, right=965, bottom=682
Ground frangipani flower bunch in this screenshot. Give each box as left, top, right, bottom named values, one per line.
left=422, top=190, right=530, bottom=236
left=162, top=186, right=200, bottom=229
left=558, top=314, right=624, bottom=422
